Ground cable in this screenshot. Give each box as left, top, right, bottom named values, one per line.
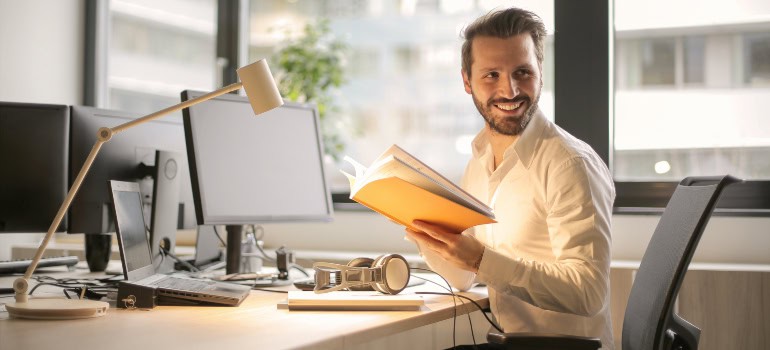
left=291, top=264, right=310, bottom=277
left=212, top=225, right=227, bottom=247
left=411, top=267, right=459, bottom=348
left=160, top=246, right=200, bottom=272
left=416, top=291, right=503, bottom=333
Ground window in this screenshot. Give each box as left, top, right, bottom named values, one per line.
left=247, top=0, right=554, bottom=192
left=614, top=1, right=770, bottom=183
left=640, top=38, right=676, bottom=86
left=93, top=0, right=217, bottom=115
left=744, top=32, right=770, bottom=86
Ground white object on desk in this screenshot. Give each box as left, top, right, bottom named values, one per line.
left=284, top=290, right=424, bottom=311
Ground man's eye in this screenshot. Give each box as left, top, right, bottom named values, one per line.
left=485, top=72, right=499, bottom=79
left=516, top=70, right=531, bottom=78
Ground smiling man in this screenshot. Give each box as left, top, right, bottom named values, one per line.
left=405, top=8, right=616, bottom=349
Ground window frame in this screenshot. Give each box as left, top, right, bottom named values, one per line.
left=84, top=0, right=770, bottom=215
left=556, top=0, right=770, bottom=215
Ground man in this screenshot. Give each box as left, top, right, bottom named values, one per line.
left=406, top=7, right=615, bottom=349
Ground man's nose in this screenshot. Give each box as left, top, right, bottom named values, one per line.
left=498, top=77, right=519, bottom=99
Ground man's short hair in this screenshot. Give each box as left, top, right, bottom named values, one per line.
left=461, top=8, right=547, bottom=78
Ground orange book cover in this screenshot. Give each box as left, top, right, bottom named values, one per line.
left=342, top=145, right=495, bottom=232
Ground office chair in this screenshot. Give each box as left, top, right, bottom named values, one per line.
left=487, top=175, right=740, bottom=350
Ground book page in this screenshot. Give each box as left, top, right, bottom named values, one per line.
left=381, top=145, right=490, bottom=213
left=355, top=155, right=493, bottom=217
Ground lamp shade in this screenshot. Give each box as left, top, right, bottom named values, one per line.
left=237, top=59, right=284, bottom=115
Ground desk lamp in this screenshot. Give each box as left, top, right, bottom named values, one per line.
left=6, top=59, right=283, bottom=319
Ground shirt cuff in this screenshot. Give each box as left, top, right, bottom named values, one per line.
left=476, top=247, right=530, bottom=290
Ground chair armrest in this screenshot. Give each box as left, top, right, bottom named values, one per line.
left=487, top=329, right=602, bottom=350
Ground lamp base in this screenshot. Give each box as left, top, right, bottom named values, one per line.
left=5, top=298, right=109, bottom=319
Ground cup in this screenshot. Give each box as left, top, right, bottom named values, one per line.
left=85, top=233, right=112, bottom=272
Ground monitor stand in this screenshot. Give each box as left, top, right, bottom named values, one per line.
left=148, top=150, right=185, bottom=274
left=223, top=225, right=293, bottom=286
left=225, top=225, right=243, bottom=275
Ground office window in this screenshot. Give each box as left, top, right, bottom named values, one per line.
left=248, top=0, right=554, bottom=191
left=744, top=32, right=770, bottom=86
left=614, top=0, right=770, bottom=182
left=104, top=0, right=217, bottom=115
left=640, top=38, right=676, bottom=86
left=683, top=36, right=705, bottom=84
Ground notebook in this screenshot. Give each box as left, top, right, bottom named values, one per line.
left=110, top=180, right=250, bottom=306
left=282, top=291, right=424, bottom=311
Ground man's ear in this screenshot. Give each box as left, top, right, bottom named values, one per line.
left=462, top=69, right=472, bottom=94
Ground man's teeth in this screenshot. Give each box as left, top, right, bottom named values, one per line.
left=497, top=102, right=522, bottom=111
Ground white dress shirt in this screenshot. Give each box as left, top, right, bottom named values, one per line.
left=419, top=110, right=615, bottom=349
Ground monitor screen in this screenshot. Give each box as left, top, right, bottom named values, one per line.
left=182, top=91, right=333, bottom=225
left=69, top=105, right=196, bottom=234
left=0, top=102, right=69, bottom=232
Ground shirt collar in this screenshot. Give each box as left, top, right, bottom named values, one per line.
left=471, top=109, right=548, bottom=170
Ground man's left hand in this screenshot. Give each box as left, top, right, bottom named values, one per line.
left=406, top=220, right=485, bottom=273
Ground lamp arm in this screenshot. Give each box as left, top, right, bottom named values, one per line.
left=13, top=137, right=107, bottom=302
left=112, top=82, right=242, bottom=134
left=13, top=81, right=243, bottom=303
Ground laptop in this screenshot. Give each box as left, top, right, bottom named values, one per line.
left=109, top=180, right=250, bottom=307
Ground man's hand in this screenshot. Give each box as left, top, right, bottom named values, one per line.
left=406, top=220, right=485, bottom=273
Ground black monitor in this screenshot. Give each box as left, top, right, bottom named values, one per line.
left=68, top=106, right=197, bottom=237
left=0, top=102, right=69, bottom=232
left=181, top=90, right=333, bottom=274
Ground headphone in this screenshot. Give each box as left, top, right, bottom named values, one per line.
left=313, top=254, right=410, bottom=295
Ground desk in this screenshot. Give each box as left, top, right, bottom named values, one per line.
left=0, top=266, right=490, bottom=350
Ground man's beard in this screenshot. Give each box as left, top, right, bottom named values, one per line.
left=472, top=91, right=540, bottom=136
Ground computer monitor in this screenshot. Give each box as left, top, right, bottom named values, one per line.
left=0, top=102, right=69, bottom=232
left=68, top=106, right=197, bottom=237
left=181, top=90, right=333, bottom=274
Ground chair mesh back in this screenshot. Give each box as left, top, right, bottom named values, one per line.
left=621, top=176, right=736, bottom=350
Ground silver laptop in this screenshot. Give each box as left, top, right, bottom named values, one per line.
left=110, top=180, right=250, bottom=306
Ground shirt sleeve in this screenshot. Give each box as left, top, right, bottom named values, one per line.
left=475, top=156, right=614, bottom=317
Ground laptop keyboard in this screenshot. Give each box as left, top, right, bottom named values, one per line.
left=150, top=277, right=214, bottom=292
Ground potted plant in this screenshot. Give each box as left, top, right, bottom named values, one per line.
left=271, top=19, right=351, bottom=162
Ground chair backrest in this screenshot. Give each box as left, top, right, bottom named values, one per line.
left=621, top=175, right=739, bottom=350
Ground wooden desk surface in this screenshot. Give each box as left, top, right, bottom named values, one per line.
left=0, top=266, right=488, bottom=350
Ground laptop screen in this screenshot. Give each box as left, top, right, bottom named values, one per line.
left=110, top=180, right=155, bottom=280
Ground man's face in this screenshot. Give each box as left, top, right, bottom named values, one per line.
left=463, top=34, right=542, bottom=136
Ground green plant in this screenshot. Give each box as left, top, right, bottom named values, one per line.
left=271, top=19, right=350, bottom=161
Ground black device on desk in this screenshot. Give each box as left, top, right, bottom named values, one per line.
left=109, top=180, right=250, bottom=309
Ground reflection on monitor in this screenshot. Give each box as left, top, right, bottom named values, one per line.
left=181, top=91, right=333, bottom=225
left=69, top=105, right=196, bottom=234
left=0, top=102, right=69, bottom=232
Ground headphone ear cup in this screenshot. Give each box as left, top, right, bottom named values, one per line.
left=346, top=257, right=375, bottom=291
left=371, top=254, right=410, bottom=295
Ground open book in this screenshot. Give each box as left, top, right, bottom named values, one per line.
left=341, top=145, right=495, bottom=232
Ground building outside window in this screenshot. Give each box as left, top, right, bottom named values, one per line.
left=614, top=0, right=770, bottom=182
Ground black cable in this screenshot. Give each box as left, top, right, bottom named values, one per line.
left=411, top=267, right=458, bottom=348
left=291, top=264, right=310, bottom=277
left=412, top=276, right=476, bottom=346
left=416, top=291, right=503, bottom=333
left=160, top=246, right=199, bottom=272
left=212, top=225, right=227, bottom=247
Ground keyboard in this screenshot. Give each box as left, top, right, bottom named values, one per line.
left=0, top=256, right=79, bottom=274
left=150, top=276, right=214, bottom=292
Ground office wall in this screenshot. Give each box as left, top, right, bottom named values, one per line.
left=0, top=0, right=85, bottom=260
